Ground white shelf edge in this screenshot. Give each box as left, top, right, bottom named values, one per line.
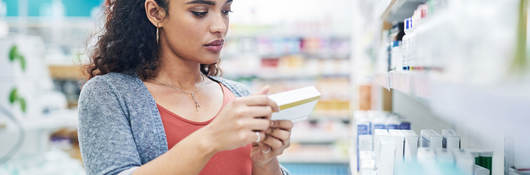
left=374, top=71, right=430, bottom=98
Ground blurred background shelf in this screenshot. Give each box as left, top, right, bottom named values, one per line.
left=279, top=144, right=350, bottom=164
left=48, top=65, right=84, bottom=80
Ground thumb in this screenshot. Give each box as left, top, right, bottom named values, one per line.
left=251, top=85, right=279, bottom=112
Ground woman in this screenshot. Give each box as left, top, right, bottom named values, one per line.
left=78, top=0, right=293, bottom=174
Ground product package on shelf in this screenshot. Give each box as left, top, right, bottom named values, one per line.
left=378, top=138, right=396, bottom=175
left=441, top=129, right=461, bottom=150
left=352, top=110, right=497, bottom=175
left=355, top=111, right=373, bottom=173
left=420, top=129, right=443, bottom=149
left=401, top=130, right=419, bottom=162
left=389, top=130, right=405, bottom=165
left=353, top=111, right=413, bottom=174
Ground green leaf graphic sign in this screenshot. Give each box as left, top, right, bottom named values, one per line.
left=8, top=45, right=26, bottom=71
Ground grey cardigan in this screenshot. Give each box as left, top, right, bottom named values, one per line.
left=78, top=72, right=289, bottom=175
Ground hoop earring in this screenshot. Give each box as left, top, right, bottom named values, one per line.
left=156, top=27, right=160, bottom=44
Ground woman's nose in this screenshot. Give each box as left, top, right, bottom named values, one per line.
left=209, top=14, right=228, bottom=35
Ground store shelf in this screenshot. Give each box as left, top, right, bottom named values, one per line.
left=381, top=0, right=427, bottom=22
left=290, top=131, right=349, bottom=144
left=353, top=0, right=529, bottom=173
left=0, top=109, right=79, bottom=161
left=0, top=110, right=77, bottom=136
left=278, top=145, right=350, bottom=164
left=309, top=114, right=352, bottom=120
left=259, top=73, right=350, bottom=80
left=429, top=82, right=530, bottom=173
left=428, top=81, right=530, bottom=138
left=6, top=18, right=97, bottom=29
left=279, top=154, right=349, bottom=164
left=228, top=24, right=351, bottom=38
left=374, top=71, right=530, bottom=128
left=289, top=119, right=352, bottom=144
left=0, top=149, right=86, bottom=175
left=8, top=109, right=79, bottom=130
left=374, top=71, right=530, bottom=171
left=374, top=71, right=431, bottom=98
left=48, top=65, right=84, bottom=80
left=369, top=51, right=528, bottom=175
left=225, top=73, right=350, bottom=81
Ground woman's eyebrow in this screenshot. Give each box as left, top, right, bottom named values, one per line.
left=186, top=0, right=215, bottom=6
left=186, top=0, right=232, bottom=6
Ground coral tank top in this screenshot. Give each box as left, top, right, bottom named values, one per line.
left=157, top=84, right=252, bottom=175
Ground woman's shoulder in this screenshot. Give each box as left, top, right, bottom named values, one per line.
left=209, top=76, right=251, bottom=97
left=82, top=72, right=142, bottom=93
left=79, top=72, right=146, bottom=107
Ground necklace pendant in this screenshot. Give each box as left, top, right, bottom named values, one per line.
left=190, top=93, right=200, bottom=112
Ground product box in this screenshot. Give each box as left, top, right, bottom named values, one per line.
left=468, top=149, right=493, bottom=174
left=420, top=129, right=442, bottom=149
left=401, top=130, right=418, bottom=161
left=371, top=114, right=387, bottom=132
left=377, top=139, right=396, bottom=175
left=358, top=151, right=376, bottom=174
left=417, top=147, right=436, bottom=165
left=454, top=150, right=475, bottom=175
left=389, top=130, right=419, bottom=163
left=356, top=113, right=373, bottom=151
left=355, top=112, right=373, bottom=172
left=474, top=165, right=490, bottom=175
left=389, top=130, right=405, bottom=164
left=268, top=86, right=320, bottom=121
left=385, top=115, right=401, bottom=130
left=435, top=148, right=455, bottom=163
left=441, top=129, right=461, bottom=150
left=374, top=129, right=391, bottom=167
left=396, top=114, right=411, bottom=130
left=399, top=121, right=411, bottom=130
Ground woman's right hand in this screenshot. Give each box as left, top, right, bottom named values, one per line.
left=202, top=88, right=278, bottom=152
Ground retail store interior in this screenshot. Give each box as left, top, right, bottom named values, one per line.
left=0, top=0, right=529, bottom=175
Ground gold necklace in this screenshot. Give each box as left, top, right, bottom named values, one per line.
left=152, top=75, right=205, bottom=112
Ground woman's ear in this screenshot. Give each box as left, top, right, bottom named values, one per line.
left=145, top=0, right=167, bottom=27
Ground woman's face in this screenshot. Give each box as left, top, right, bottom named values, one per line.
left=160, top=0, right=232, bottom=64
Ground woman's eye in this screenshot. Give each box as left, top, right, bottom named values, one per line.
left=222, top=9, right=232, bottom=16
left=191, top=11, right=208, bottom=17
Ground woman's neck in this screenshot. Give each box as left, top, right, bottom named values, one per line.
left=154, top=49, right=205, bottom=90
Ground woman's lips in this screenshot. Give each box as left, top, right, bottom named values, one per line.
left=205, top=45, right=223, bottom=53
left=204, top=40, right=224, bottom=53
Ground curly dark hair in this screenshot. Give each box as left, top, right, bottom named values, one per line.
left=86, top=0, right=221, bottom=80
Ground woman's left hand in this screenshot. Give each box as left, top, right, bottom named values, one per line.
left=251, top=120, right=293, bottom=171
